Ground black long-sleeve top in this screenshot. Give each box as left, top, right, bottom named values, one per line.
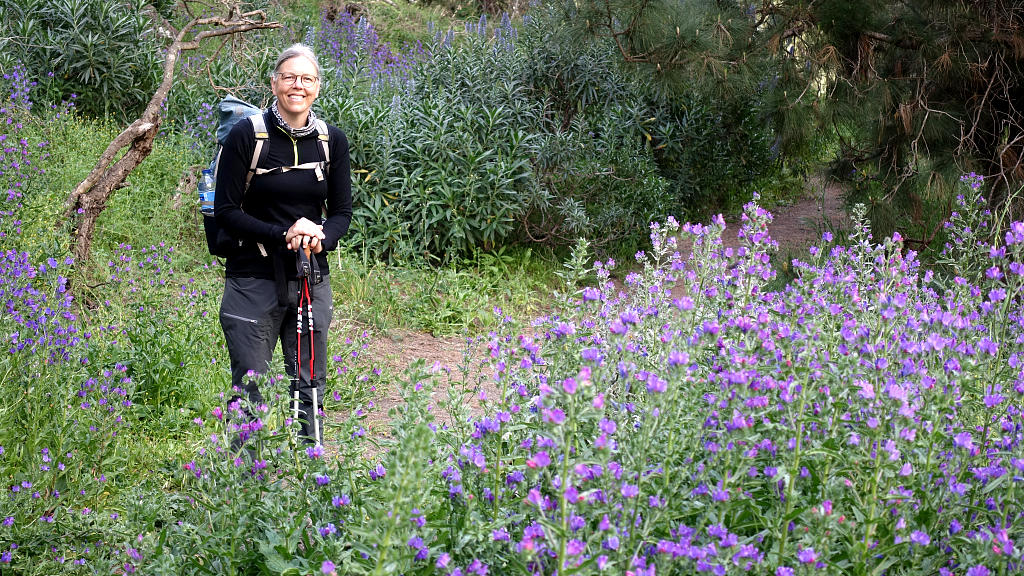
left=214, top=110, right=352, bottom=279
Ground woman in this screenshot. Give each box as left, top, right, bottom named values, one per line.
left=215, top=43, right=352, bottom=446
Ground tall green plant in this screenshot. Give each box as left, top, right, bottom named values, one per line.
left=318, top=30, right=539, bottom=262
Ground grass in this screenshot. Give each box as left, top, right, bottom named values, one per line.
left=363, top=0, right=461, bottom=48
left=276, top=0, right=463, bottom=49
left=334, top=243, right=557, bottom=336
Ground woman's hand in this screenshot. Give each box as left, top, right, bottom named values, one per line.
left=285, top=217, right=325, bottom=252
left=290, top=234, right=324, bottom=254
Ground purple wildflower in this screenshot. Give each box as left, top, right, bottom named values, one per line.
left=797, top=548, right=817, bottom=563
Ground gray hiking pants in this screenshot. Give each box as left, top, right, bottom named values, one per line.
left=220, top=276, right=333, bottom=444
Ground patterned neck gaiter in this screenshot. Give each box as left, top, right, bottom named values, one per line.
left=270, top=99, right=318, bottom=138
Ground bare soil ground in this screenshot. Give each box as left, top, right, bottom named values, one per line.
left=345, top=330, right=495, bottom=434
left=325, top=182, right=849, bottom=448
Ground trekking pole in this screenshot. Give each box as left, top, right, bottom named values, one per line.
left=293, top=255, right=302, bottom=432
left=296, top=245, right=320, bottom=446
left=305, top=245, right=320, bottom=446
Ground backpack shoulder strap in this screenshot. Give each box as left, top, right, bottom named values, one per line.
left=314, top=119, right=330, bottom=172
left=314, top=119, right=331, bottom=219
left=246, top=113, right=271, bottom=188
left=247, top=112, right=273, bottom=259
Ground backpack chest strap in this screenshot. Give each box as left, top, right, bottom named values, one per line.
left=246, top=114, right=330, bottom=257
left=254, top=161, right=326, bottom=181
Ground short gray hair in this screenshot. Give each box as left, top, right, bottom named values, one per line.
left=272, top=43, right=320, bottom=77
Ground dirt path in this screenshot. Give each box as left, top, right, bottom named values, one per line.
left=326, top=328, right=497, bottom=445
left=738, top=180, right=849, bottom=253
left=326, top=181, right=849, bottom=446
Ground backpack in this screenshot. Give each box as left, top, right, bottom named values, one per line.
left=203, top=95, right=332, bottom=258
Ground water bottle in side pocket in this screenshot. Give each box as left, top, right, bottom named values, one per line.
left=198, top=168, right=215, bottom=215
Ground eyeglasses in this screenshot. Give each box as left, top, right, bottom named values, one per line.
left=275, top=73, right=320, bottom=87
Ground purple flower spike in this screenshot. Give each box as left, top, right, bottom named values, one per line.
left=953, top=432, right=974, bottom=452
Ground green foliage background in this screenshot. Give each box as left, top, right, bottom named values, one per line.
left=561, top=0, right=1024, bottom=259
left=312, top=6, right=780, bottom=262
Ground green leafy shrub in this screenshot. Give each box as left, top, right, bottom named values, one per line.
left=649, top=94, right=780, bottom=218
left=525, top=110, right=670, bottom=254
left=0, top=0, right=160, bottom=119
left=317, top=19, right=536, bottom=262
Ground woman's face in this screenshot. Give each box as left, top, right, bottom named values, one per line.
left=271, top=55, right=320, bottom=125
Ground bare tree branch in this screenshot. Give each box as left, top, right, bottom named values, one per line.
left=63, top=1, right=281, bottom=265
